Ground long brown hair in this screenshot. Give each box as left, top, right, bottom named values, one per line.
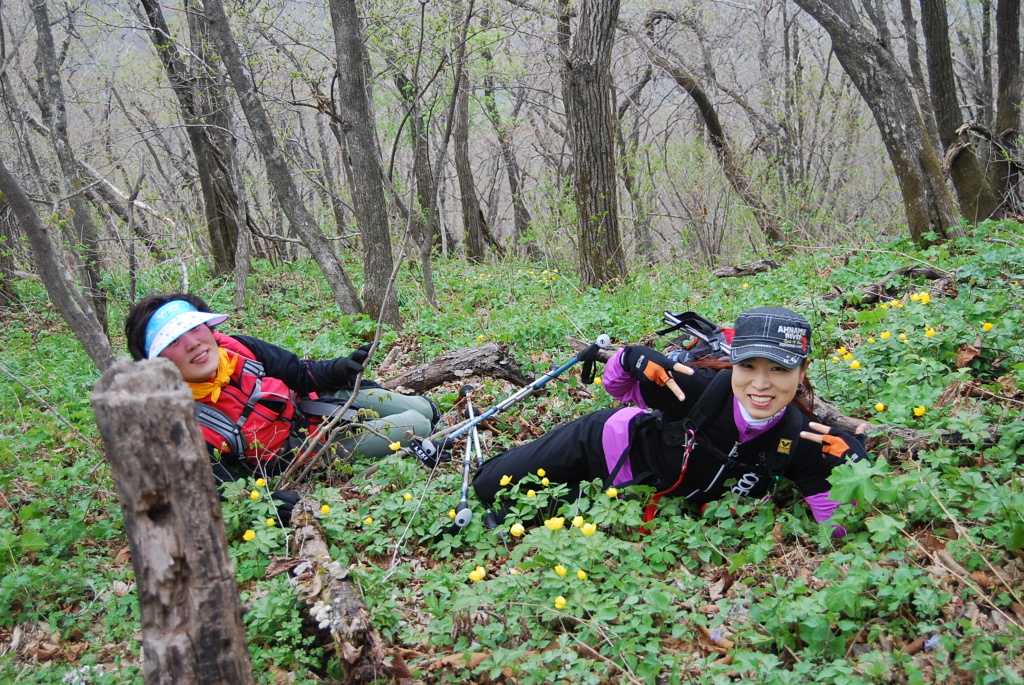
left=692, top=357, right=816, bottom=419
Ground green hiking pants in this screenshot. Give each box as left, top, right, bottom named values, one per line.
left=331, top=388, right=435, bottom=459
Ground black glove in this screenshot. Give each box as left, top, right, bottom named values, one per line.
left=620, top=346, right=678, bottom=387
left=577, top=343, right=604, bottom=384
left=332, top=346, right=370, bottom=383
left=271, top=489, right=301, bottom=527
left=349, top=343, right=373, bottom=365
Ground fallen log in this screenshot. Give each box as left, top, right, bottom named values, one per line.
left=712, top=259, right=781, bottom=278
left=378, top=341, right=533, bottom=394
left=824, top=264, right=958, bottom=306
left=270, top=497, right=412, bottom=683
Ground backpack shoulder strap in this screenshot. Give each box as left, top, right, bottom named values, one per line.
left=763, top=406, right=806, bottom=477
left=683, top=369, right=734, bottom=432
left=194, top=402, right=247, bottom=457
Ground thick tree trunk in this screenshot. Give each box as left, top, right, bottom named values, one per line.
left=91, top=359, right=255, bottom=685
left=559, top=0, right=627, bottom=287
left=31, top=0, right=108, bottom=333
left=991, top=0, right=1022, bottom=209
left=454, top=70, right=487, bottom=263
left=920, top=0, right=1000, bottom=223
left=327, top=0, right=400, bottom=327
left=202, top=0, right=364, bottom=316
left=793, top=0, right=957, bottom=245
left=0, top=159, right=114, bottom=369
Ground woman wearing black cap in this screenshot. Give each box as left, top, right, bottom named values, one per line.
left=473, top=307, right=868, bottom=536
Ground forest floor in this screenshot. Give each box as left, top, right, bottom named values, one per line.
left=2, top=221, right=1024, bottom=684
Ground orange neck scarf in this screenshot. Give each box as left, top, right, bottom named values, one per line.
left=189, top=347, right=237, bottom=402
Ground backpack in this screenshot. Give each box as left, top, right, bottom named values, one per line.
left=656, top=311, right=734, bottom=364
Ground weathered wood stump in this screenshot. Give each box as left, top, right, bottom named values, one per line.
left=91, top=358, right=255, bottom=685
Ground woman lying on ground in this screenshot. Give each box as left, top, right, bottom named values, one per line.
left=473, top=307, right=869, bottom=536
left=125, top=294, right=440, bottom=520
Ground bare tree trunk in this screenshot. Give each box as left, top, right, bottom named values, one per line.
left=0, top=159, right=114, bottom=370
left=327, top=0, right=400, bottom=327
left=920, top=0, right=1000, bottom=223
left=137, top=0, right=248, bottom=277
left=480, top=23, right=538, bottom=260
left=559, top=0, right=627, bottom=287
left=615, top=65, right=655, bottom=263
left=0, top=201, right=18, bottom=306
left=636, top=21, right=785, bottom=247
left=454, top=69, right=487, bottom=263
left=392, top=70, right=438, bottom=250
left=30, top=0, right=108, bottom=333
left=91, top=359, right=255, bottom=685
left=792, top=0, right=957, bottom=245
left=991, top=0, right=1022, bottom=210
left=202, top=0, right=364, bottom=316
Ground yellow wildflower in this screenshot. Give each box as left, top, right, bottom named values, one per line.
left=468, top=566, right=486, bottom=582
left=594, top=376, right=603, bottom=385
left=526, top=490, right=536, bottom=498
left=910, top=293, right=921, bottom=302
left=320, top=505, right=330, bottom=515
left=867, top=337, right=875, bottom=343
left=581, top=523, right=597, bottom=536
left=577, top=570, right=587, bottom=580
left=477, top=335, right=485, bottom=342
left=266, top=518, right=276, bottom=527
left=554, top=564, right=567, bottom=576
left=831, top=356, right=840, bottom=363
left=606, top=487, right=618, bottom=498
left=982, top=322, right=993, bottom=332
left=742, top=283, right=749, bottom=288
left=541, top=477, right=550, bottom=486
left=842, top=352, right=853, bottom=361
left=500, top=475, right=513, bottom=487
left=449, top=509, right=456, bottom=519
left=875, top=403, right=885, bottom=412
left=899, top=333, right=908, bottom=341
left=243, top=530, right=255, bottom=541
left=881, top=331, right=891, bottom=340
left=364, top=517, right=373, bottom=525
left=403, top=492, right=413, bottom=501
left=850, top=360, right=861, bottom=370
left=913, top=406, right=927, bottom=417
left=572, top=515, right=584, bottom=528
left=250, top=490, right=261, bottom=500
left=537, top=468, right=546, bottom=477
left=545, top=517, right=565, bottom=531
left=836, top=347, right=847, bottom=356
left=389, top=441, right=402, bottom=451
left=925, top=328, right=935, bottom=338
left=255, top=478, right=266, bottom=488
left=554, top=596, right=567, bottom=609
left=920, top=292, right=931, bottom=304
left=510, top=523, right=525, bottom=537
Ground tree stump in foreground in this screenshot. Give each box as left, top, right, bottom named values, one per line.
left=91, top=358, right=254, bottom=685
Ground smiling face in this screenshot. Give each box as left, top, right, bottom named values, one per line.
left=731, top=357, right=807, bottom=419
left=158, top=324, right=221, bottom=383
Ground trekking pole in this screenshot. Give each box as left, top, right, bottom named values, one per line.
left=451, top=385, right=477, bottom=529
left=408, top=334, right=611, bottom=468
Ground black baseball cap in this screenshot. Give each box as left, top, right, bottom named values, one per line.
left=729, top=307, right=812, bottom=369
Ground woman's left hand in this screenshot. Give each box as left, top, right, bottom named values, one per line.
left=800, top=421, right=868, bottom=458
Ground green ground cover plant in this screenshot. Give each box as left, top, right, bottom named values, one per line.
left=1, top=221, right=1023, bottom=683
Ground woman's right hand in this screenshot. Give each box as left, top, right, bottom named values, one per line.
left=620, top=346, right=693, bottom=402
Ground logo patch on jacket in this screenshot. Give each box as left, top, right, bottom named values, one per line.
left=777, top=438, right=793, bottom=454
